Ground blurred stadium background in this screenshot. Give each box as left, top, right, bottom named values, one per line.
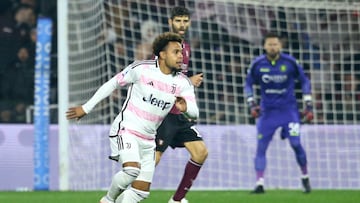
left=0, top=0, right=359, bottom=199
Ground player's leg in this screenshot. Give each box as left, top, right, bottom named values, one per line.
left=155, top=151, right=163, bottom=165
left=170, top=122, right=207, bottom=202
left=155, top=114, right=179, bottom=165
left=184, top=139, right=208, bottom=164
left=116, top=140, right=155, bottom=203
left=284, top=122, right=311, bottom=193
left=101, top=132, right=141, bottom=203
left=252, top=115, right=277, bottom=194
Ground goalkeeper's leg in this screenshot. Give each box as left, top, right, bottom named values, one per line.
left=289, top=136, right=308, bottom=174
left=252, top=136, right=272, bottom=193
left=252, top=121, right=276, bottom=194
left=288, top=135, right=311, bottom=193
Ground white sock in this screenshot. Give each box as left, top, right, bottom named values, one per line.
left=115, top=187, right=149, bottom=203
left=301, top=174, right=309, bottom=179
left=256, top=178, right=264, bottom=186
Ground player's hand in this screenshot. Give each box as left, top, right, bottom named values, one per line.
left=189, top=73, right=203, bottom=87
left=248, top=100, right=260, bottom=118
left=66, top=106, right=87, bottom=120
left=175, top=97, right=187, bottom=112
left=301, top=101, right=314, bottom=123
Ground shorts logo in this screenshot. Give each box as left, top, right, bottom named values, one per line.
left=158, top=139, right=164, bottom=146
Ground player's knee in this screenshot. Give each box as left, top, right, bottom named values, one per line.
left=123, top=166, right=141, bottom=178
left=200, top=146, right=209, bottom=160
left=114, top=166, right=140, bottom=189
left=192, top=145, right=208, bottom=163
left=289, top=138, right=302, bottom=148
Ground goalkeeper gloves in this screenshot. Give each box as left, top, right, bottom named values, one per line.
left=247, top=97, right=260, bottom=118
left=301, top=95, right=314, bottom=123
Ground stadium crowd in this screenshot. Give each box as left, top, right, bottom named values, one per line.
left=0, top=0, right=57, bottom=123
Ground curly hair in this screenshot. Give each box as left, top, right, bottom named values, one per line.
left=152, top=32, right=182, bottom=57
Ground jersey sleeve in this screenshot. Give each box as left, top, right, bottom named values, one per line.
left=115, top=61, right=142, bottom=86
left=82, top=76, right=119, bottom=114
left=295, top=61, right=312, bottom=95
left=82, top=61, right=143, bottom=114
left=179, top=78, right=199, bottom=119
left=244, top=62, right=257, bottom=100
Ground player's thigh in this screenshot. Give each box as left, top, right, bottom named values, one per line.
left=184, top=140, right=208, bottom=163
left=282, top=121, right=302, bottom=147
left=280, top=111, right=301, bottom=139
left=136, top=140, right=156, bottom=183
left=118, top=133, right=141, bottom=164
left=257, top=115, right=278, bottom=142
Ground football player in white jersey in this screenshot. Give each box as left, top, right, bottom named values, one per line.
left=66, top=32, right=199, bottom=203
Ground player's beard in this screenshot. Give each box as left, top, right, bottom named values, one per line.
left=170, top=66, right=181, bottom=76
left=172, top=25, right=187, bottom=38
left=267, top=50, right=280, bottom=60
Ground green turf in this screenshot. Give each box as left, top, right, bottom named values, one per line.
left=0, top=190, right=359, bottom=203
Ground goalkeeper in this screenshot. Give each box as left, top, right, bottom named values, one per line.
left=244, top=32, right=313, bottom=194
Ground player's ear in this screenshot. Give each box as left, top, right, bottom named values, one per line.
left=159, top=50, right=166, bottom=59
left=279, top=39, right=283, bottom=49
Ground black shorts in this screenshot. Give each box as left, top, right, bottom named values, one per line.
left=155, top=113, right=202, bottom=152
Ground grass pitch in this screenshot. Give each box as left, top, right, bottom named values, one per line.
left=0, top=190, right=359, bottom=203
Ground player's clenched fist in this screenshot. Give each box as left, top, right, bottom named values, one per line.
left=66, top=106, right=86, bottom=120
left=175, top=96, right=187, bottom=112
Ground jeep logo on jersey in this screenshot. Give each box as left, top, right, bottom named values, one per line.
left=143, top=94, right=172, bottom=110
left=262, top=74, right=288, bottom=83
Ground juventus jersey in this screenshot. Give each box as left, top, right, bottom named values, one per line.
left=82, top=60, right=199, bottom=139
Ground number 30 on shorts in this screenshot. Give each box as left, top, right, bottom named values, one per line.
left=288, top=122, right=300, bottom=136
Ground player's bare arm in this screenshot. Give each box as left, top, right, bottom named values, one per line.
left=66, top=106, right=86, bottom=120
left=189, top=73, right=203, bottom=87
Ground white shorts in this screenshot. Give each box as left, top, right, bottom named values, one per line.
left=117, top=129, right=156, bottom=183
